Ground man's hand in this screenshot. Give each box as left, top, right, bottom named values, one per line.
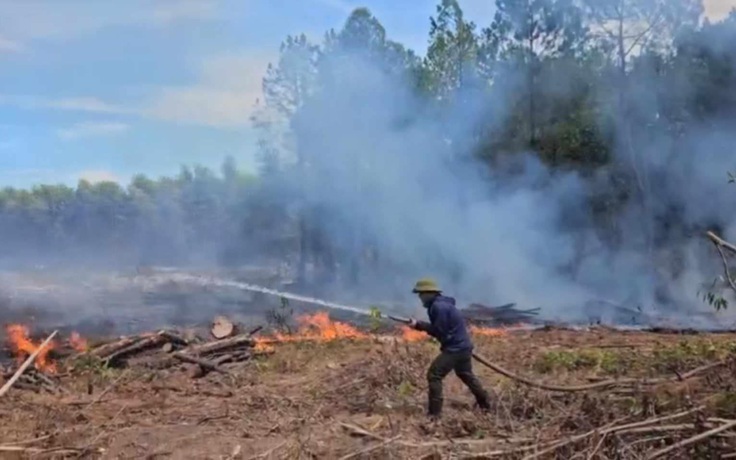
left=408, top=318, right=419, bottom=329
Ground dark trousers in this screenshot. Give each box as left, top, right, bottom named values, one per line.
left=427, top=350, right=490, bottom=416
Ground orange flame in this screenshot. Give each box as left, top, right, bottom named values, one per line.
left=254, top=341, right=275, bottom=353
left=399, top=324, right=508, bottom=341
left=255, top=312, right=368, bottom=351
left=69, top=331, right=88, bottom=352
left=400, top=326, right=428, bottom=342
left=253, top=311, right=512, bottom=351
left=469, top=325, right=508, bottom=337
left=5, top=324, right=57, bottom=373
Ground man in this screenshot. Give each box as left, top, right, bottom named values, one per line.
left=408, top=278, right=491, bottom=419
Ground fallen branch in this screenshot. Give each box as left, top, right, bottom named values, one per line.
left=465, top=407, right=704, bottom=459
left=10, top=381, right=41, bottom=393
left=5, top=369, right=63, bottom=394
left=90, top=336, right=143, bottom=358
left=520, top=429, right=602, bottom=460
left=1, top=434, right=53, bottom=446
left=172, top=352, right=229, bottom=374
left=615, top=423, right=713, bottom=435
left=31, top=368, right=67, bottom=393
left=104, top=333, right=167, bottom=365
left=158, top=330, right=189, bottom=346
left=247, top=440, right=287, bottom=460
left=342, top=422, right=556, bottom=452
left=340, top=422, right=384, bottom=441
left=586, top=433, right=607, bottom=460
left=646, top=419, right=736, bottom=459
left=471, top=353, right=725, bottom=392
left=338, top=436, right=401, bottom=460
left=0, top=446, right=81, bottom=455
left=182, top=332, right=256, bottom=356
left=0, top=330, right=58, bottom=398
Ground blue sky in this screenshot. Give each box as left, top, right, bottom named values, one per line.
left=0, top=0, right=729, bottom=188
left=0, top=0, right=497, bottom=188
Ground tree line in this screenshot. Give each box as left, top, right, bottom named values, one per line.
left=0, top=158, right=270, bottom=268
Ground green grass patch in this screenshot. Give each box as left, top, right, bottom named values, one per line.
left=533, top=348, right=628, bottom=374
left=533, top=339, right=736, bottom=376
left=650, top=339, right=736, bottom=372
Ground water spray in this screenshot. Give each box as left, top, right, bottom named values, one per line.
left=142, top=273, right=380, bottom=317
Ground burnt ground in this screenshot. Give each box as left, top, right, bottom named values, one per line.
left=2, top=327, right=736, bottom=459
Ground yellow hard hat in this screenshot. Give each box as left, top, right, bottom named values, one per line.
left=412, top=278, right=441, bottom=293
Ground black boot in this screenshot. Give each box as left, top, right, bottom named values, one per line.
left=474, top=399, right=492, bottom=413
left=427, top=391, right=443, bottom=418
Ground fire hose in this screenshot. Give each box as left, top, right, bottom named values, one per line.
left=385, top=315, right=723, bottom=392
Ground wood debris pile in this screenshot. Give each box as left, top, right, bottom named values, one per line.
left=1, top=316, right=270, bottom=396
left=463, top=302, right=542, bottom=326
left=0, top=365, right=65, bottom=394
left=79, top=317, right=267, bottom=379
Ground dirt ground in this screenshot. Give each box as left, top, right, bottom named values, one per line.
left=2, top=326, right=736, bottom=459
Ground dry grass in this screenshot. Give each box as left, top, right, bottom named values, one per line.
left=1, top=327, right=736, bottom=459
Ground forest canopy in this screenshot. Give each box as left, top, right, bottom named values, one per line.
left=2, top=1, right=735, bottom=313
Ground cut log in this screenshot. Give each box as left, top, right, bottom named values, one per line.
left=103, top=333, right=167, bottom=365
left=1, top=372, right=58, bottom=394
left=48, top=346, right=79, bottom=361
left=247, top=325, right=264, bottom=336
left=28, top=369, right=65, bottom=393
left=161, top=343, right=174, bottom=353
left=158, top=330, right=189, bottom=346
left=90, top=336, right=145, bottom=359
left=172, top=352, right=229, bottom=374
left=181, top=329, right=202, bottom=344
left=467, top=303, right=517, bottom=311
left=211, top=316, right=236, bottom=340
left=185, top=364, right=205, bottom=379
left=463, top=303, right=542, bottom=326
left=183, top=332, right=256, bottom=356
left=180, top=353, right=234, bottom=378
left=230, top=351, right=253, bottom=361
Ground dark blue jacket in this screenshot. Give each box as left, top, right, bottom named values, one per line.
left=416, top=295, right=473, bottom=353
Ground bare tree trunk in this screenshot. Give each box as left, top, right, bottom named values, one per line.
left=528, top=9, right=536, bottom=148
left=297, top=213, right=308, bottom=286
left=294, top=78, right=309, bottom=288
left=615, top=4, right=654, bottom=266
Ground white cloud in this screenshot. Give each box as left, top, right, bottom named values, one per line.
left=151, top=0, right=218, bottom=25
left=0, top=36, right=23, bottom=53
left=457, top=0, right=733, bottom=25
left=0, top=51, right=271, bottom=129
left=0, top=0, right=218, bottom=44
left=144, top=52, right=273, bottom=128
left=44, top=98, right=132, bottom=115
left=56, top=122, right=130, bottom=141
left=77, top=170, right=121, bottom=184
left=147, top=87, right=257, bottom=127
left=0, top=94, right=132, bottom=115
left=704, top=0, right=736, bottom=20
left=0, top=44, right=274, bottom=129
left=457, top=0, right=498, bottom=25
left=313, top=0, right=354, bottom=14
